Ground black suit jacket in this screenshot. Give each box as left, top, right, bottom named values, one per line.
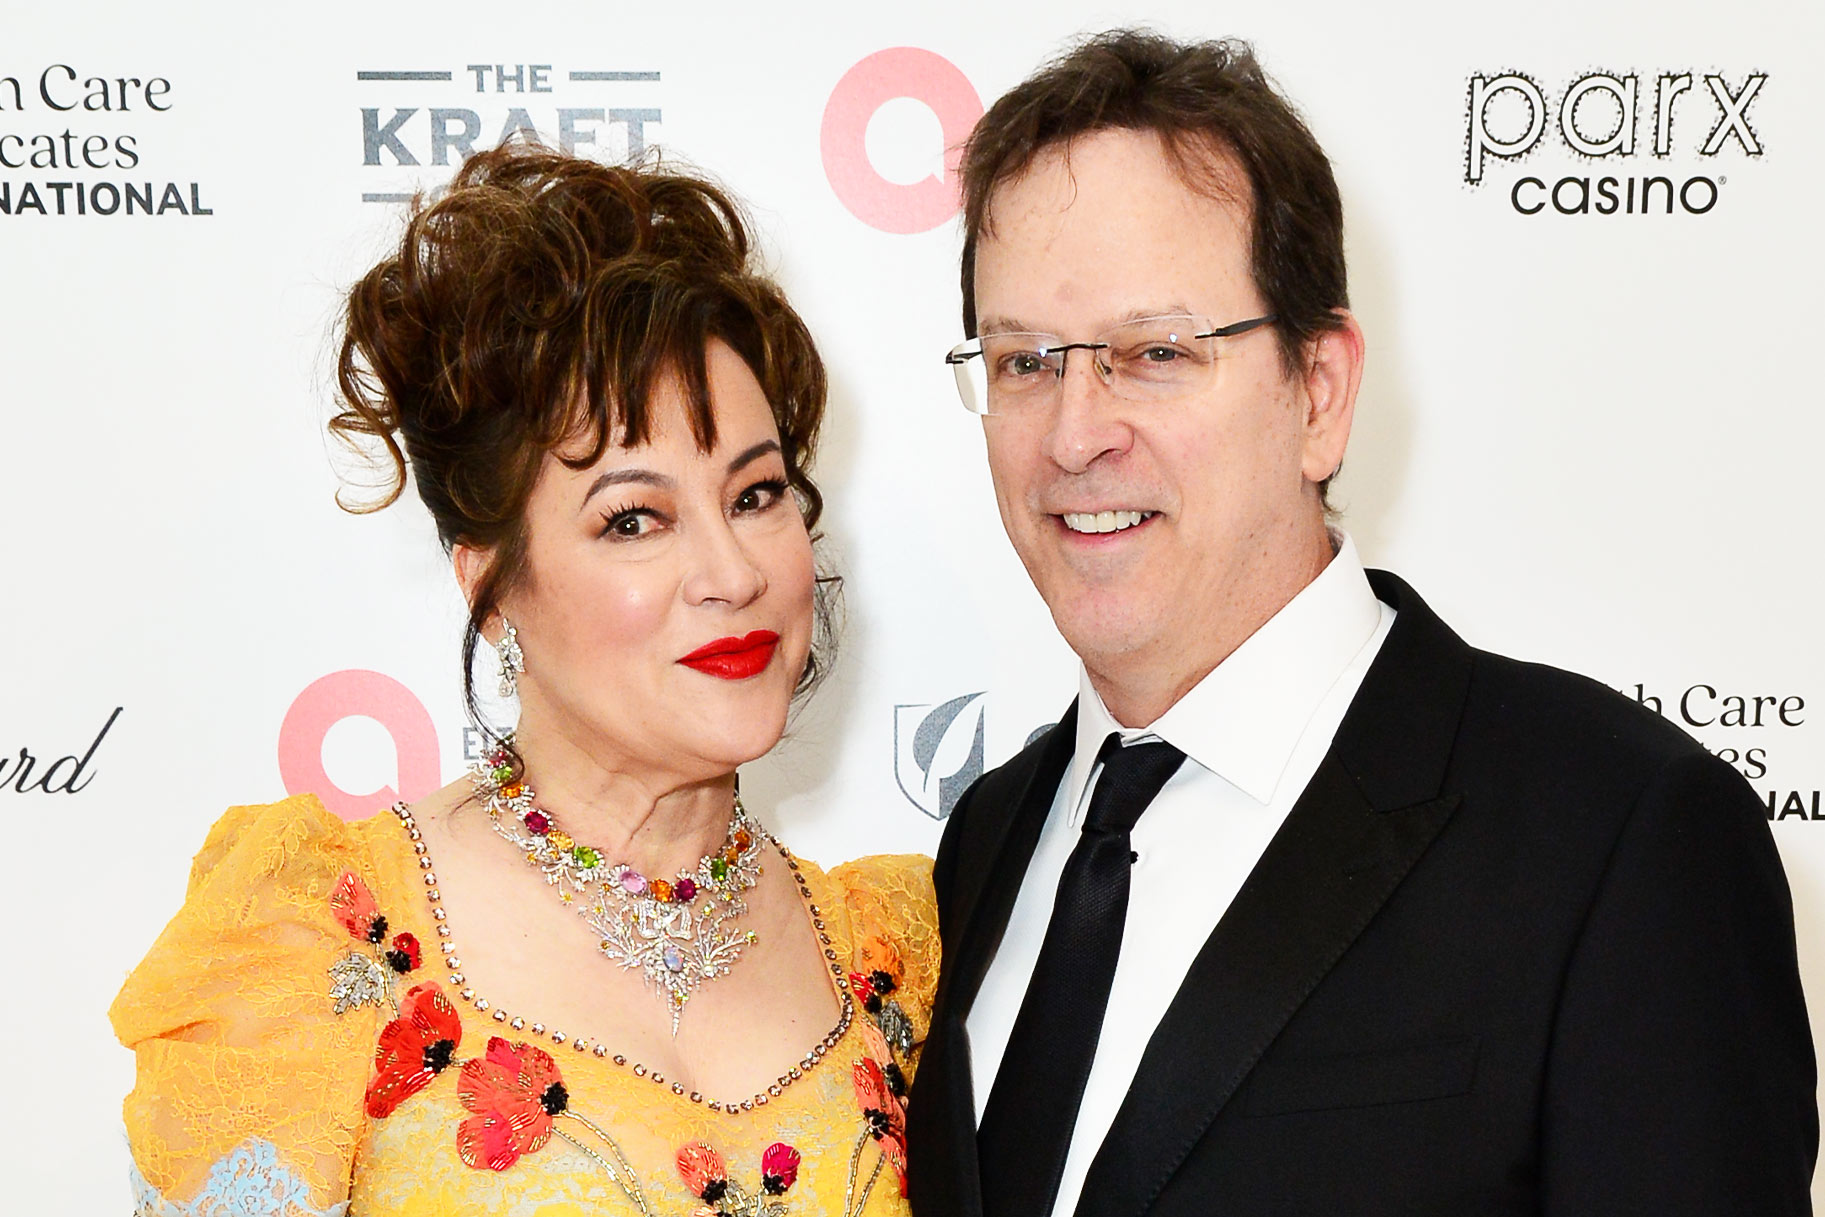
left=906, top=571, right=1816, bottom=1217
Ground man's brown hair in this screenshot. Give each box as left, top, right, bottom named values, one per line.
left=958, top=29, right=1350, bottom=377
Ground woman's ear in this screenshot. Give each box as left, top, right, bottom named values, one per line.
left=454, top=543, right=495, bottom=636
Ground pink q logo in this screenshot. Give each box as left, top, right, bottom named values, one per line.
left=278, top=670, right=440, bottom=821
left=821, top=48, right=983, bottom=234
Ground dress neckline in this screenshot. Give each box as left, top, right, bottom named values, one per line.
left=383, top=800, right=858, bottom=1115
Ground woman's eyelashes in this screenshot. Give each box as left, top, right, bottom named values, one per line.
left=597, top=478, right=789, bottom=540
left=599, top=503, right=661, bottom=539
left=733, top=477, right=789, bottom=515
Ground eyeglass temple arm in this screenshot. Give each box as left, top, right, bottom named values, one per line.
left=1197, top=314, right=1278, bottom=339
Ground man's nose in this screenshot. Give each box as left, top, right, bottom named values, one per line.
left=1042, top=348, right=1133, bottom=473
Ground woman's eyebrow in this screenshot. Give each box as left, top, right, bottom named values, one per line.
left=579, top=467, right=671, bottom=511
left=727, top=439, right=780, bottom=473
left=577, top=440, right=779, bottom=512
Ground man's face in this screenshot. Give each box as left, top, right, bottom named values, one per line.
left=973, top=128, right=1345, bottom=716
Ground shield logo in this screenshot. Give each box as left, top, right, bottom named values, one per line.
left=894, top=692, right=986, bottom=820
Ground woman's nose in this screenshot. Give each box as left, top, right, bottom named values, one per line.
left=681, top=517, right=768, bottom=608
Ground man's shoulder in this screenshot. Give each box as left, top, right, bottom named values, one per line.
left=1463, top=647, right=1706, bottom=767
left=1367, top=567, right=1712, bottom=777
left=1401, top=624, right=1749, bottom=833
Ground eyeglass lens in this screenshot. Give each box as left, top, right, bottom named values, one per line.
left=952, top=315, right=1238, bottom=415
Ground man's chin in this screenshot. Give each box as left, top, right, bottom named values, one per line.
left=1048, top=599, right=1164, bottom=670
left=1024, top=536, right=1153, bottom=596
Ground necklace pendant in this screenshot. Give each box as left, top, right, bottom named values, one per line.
left=469, top=743, right=770, bottom=1035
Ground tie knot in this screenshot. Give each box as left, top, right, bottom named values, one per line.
left=1083, top=735, right=1186, bottom=835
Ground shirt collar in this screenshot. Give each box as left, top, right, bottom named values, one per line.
left=1066, top=531, right=1385, bottom=819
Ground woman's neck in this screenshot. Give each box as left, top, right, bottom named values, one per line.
left=501, top=718, right=737, bottom=880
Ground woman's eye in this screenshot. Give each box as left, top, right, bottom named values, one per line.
left=601, top=509, right=655, bottom=539
left=735, top=479, right=788, bottom=514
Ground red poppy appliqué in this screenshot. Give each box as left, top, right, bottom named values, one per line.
left=852, top=1057, right=908, bottom=1195
left=456, top=1037, right=568, bottom=1171
left=676, top=1141, right=728, bottom=1202
left=366, top=983, right=463, bottom=1118
left=330, top=870, right=389, bottom=943
left=761, top=1141, right=802, bottom=1195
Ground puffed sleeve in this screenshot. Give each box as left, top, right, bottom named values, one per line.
left=829, top=854, right=939, bottom=1078
left=110, top=796, right=392, bottom=1217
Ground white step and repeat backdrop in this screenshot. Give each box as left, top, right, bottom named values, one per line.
left=5, top=0, right=1819, bottom=1207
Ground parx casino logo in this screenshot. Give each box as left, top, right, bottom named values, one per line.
left=1464, top=68, right=1765, bottom=216
left=894, top=692, right=986, bottom=821
left=357, top=63, right=661, bottom=202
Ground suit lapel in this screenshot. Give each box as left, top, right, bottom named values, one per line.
left=1075, top=571, right=1475, bottom=1217
left=910, top=703, right=1078, bottom=1217
left=1076, top=769, right=1461, bottom=1216
left=946, top=702, right=1079, bottom=1017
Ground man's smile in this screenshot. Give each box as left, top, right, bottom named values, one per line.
left=1059, top=509, right=1158, bottom=535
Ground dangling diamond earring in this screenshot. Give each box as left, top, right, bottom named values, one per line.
left=496, top=617, right=525, bottom=698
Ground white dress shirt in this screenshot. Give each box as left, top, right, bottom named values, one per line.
left=965, top=533, right=1396, bottom=1217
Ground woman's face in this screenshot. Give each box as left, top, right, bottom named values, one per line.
left=493, top=340, right=817, bottom=785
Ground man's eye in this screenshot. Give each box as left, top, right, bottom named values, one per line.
left=1001, top=351, right=1047, bottom=377
left=1113, top=341, right=1187, bottom=365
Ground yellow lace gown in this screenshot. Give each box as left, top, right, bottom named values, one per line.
left=111, top=795, right=937, bottom=1217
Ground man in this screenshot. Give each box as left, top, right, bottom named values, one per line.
left=905, top=30, right=1815, bottom=1217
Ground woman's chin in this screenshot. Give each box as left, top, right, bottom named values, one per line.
left=681, top=702, right=794, bottom=775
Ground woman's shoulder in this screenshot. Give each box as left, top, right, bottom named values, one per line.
left=113, top=796, right=413, bottom=1213
left=808, top=852, right=937, bottom=1031
left=815, top=853, right=936, bottom=952
left=823, top=852, right=934, bottom=904
left=111, top=795, right=412, bottom=1044
left=184, top=794, right=405, bottom=900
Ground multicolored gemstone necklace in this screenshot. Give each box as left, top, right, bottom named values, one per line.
left=470, top=742, right=768, bottom=1035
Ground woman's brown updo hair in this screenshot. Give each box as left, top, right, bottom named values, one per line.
left=330, top=141, right=834, bottom=739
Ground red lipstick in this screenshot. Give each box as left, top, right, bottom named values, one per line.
left=678, top=630, right=780, bottom=680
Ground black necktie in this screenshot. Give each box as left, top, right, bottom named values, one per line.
left=976, top=733, right=1187, bottom=1217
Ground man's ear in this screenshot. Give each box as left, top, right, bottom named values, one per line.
left=453, top=543, right=496, bottom=638
left=1298, top=310, right=1365, bottom=484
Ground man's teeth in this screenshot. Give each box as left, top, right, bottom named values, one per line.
left=1062, top=510, right=1153, bottom=534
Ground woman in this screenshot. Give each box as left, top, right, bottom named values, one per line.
left=111, top=144, right=934, bottom=1217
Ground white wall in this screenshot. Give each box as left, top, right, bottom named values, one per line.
left=3, top=0, right=1818, bottom=1206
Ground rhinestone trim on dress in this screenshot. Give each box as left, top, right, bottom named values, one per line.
left=388, top=801, right=854, bottom=1113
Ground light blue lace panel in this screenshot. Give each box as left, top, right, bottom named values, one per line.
left=130, top=1137, right=349, bottom=1217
